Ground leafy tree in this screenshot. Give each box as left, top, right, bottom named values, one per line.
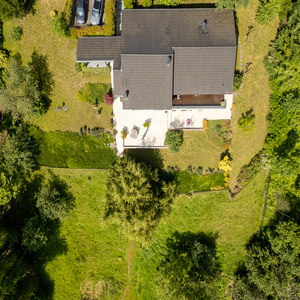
left=22, top=216, right=48, bottom=252
left=1, top=124, right=38, bottom=174
left=105, top=156, right=175, bottom=240
left=0, top=164, right=21, bottom=206
left=0, top=0, right=26, bottom=20
left=233, top=222, right=300, bottom=299
left=0, top=58, right=46, bottom=120
left=165, top=130, right=183, bottom=153
left=216, top=0, right=249, bottom=10
left=35, top=175, right=75, bottom=221
left=256, top=0, right=292, bottom=25
left=157, top=231, right=219, bottom=300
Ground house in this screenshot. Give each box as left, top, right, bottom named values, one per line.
left=77, top=8, right=237, bottom=154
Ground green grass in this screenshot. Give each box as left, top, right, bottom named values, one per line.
left=30, top=128, right=117, bottom=169
left=44, top=168, right=131, bottom=299
left=43, top=168, right=268, bottom=299
left=160, top=130, right=224, bottom=171
left=129, top=170, right=269, bottom=299
left=3, top=0, right=112, bottom=133
left=229, top=0, right=279, bottom=188
left=176, top=171, right=226, bottom=194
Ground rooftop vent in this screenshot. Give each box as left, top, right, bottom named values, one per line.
left=167, top=55, right=172, bottom=67
left=124, top=90, right=129, bottom=99
left=202, top=20, right=207, bottom=30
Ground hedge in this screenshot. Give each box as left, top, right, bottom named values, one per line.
left=29, top=127, right=117, bottom=169
left=70, top=0, right=116, bottom=38
left=176, top=172, right=226, bottom=194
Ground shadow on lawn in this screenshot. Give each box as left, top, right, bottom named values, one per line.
left=125, top=148, right=164, bottom=169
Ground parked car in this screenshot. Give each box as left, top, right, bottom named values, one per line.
left=76, top=0, right=85, bottom=24
left=91, top=0, right=104, bottom=25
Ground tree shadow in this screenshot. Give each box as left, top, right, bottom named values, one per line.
left=157, top=231, right=220, bottom=299
left=220, top=149, right=233, bottom=161
left=29, top=50, right=55, bottom=110
left=124, top=148, right=164, bottom=169
left=24, top=0, right=37, bottom=16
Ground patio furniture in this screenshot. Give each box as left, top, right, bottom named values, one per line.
left=180, top=120, right=185, bottom=127
left=130, top=127, right=139, bottom=139
left=55, top=106, right=61, bottom=111
left=186, top=119, right=191, bottom=126
left=63, top=106, right=69, bottom=111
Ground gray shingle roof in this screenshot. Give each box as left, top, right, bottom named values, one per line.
left=173, top=46, right=236, bottom=95
left=122, top=8, right=236, bottom=54
left=120, top=54, right=173, bottom=110
left=77, top=36, right=122, bottom=69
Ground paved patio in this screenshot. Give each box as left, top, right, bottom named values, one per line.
left=113, top=94, right=233, bottom=154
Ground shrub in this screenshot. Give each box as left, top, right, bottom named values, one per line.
left=50, top=10, right=70, bottom=38
left=143, top=121, right=150, bottom=128
left=104, top=93, right=114, bottom=105
left=9, top=26, right=23, bottom=41
left=77, top=83, right=108, bottom=105
left=165, top=130, right=183, bottom=153
left=124, top=0, right=135, bottom=8
left=238, top=109, right=255, bottom=132
left=208, top=120, right=232, bottom=145
left=187, top=165, right=193, bottom=174
left=121, top=129, right=127, bottom=140
left=195, top=167, right=203, bottom=176
left=203, top=119, right=208, bottom=131
left=142, top=0, right=152, bottom=7
left=231, top=102, right=236, bottom=110
left=233, top=71, right=243, bottom=92
left=157, top=0, right=182, bottom=6
left=219, top=156, right=232, bottom=174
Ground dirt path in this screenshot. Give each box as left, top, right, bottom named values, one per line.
left=121, top=241, right=134, bottom=300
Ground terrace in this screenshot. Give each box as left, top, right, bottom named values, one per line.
left=172, top=94, right=224, bottom=107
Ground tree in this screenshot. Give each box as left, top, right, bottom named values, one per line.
left=35, top=175, right=75, bottom=221
left=22, top=216, right=48, bottom=252
left=0, top=58, right=46, bottom=120
left=105, top=156, right=175, bottom=240
left=233, top=222, right=300, bottom=299
left=156, top=231, right=219, bottom=300
left=0, top=0, right=26, bottom=20
left=0, top=164, right=21, bottom=206
left=1, top=124, right=38, bottom=174
left=165, top=130, right=183, bottom=153
left=216, top=0, right=249, bottom=10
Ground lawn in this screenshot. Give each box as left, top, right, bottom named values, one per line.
left=128, top=169, right=269, bottom=299
left=44, top=167, right=268, bottom=299
left=3, top=0, right=112, bottom=132
left=44, top=168, right=131, bottom=300
left=229, top=0, right=279, bottom=188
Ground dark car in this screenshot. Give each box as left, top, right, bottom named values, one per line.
left=91, top=0, right=104, bottom=25
left=76, top=0, right=85, bottom=24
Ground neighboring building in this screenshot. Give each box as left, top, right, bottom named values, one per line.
left=77, top=8, right=237, bottom=154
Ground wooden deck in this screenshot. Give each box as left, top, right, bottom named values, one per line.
left=172, top=94, right=224, bottom=106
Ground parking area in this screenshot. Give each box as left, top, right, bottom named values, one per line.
left=74, top=0, right=105, bottom=27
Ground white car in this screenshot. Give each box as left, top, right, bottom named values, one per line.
left=90, top=0, right=103, bottom=25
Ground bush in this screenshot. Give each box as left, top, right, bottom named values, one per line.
left=238, top=109, right=255, bottom=132
left=142, top=0, right=152, bottom=7
left=77, top=83, right=108, bottom=105
left=203, top=119, right=208, bottom=131
left=157, top=0, right=182, bottom=6
left=104, top=93, right=114, bottom=105
left=165, top=130, right=183, bottom=153
left=124, top=0, right=135, bottom=8
left=233, top=71, right=243, bottom=92
left=50, top=10, right=70, bottom=38
left=9, top=26, right=23, bottom=41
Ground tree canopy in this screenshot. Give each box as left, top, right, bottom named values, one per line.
left=105, top=156, right=175, bottom=241
left=233, top=222, right=300, bottom=299
left=0, top=58, right=46, bottom=120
